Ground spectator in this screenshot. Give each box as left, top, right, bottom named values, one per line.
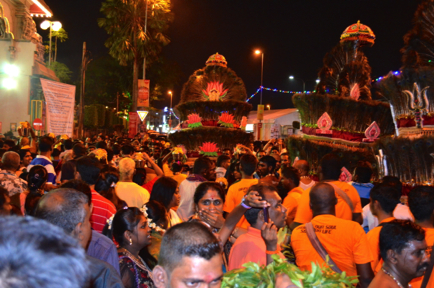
left=292, top=153, right=363, bottom=230
left=76, top=156, right=116, bottom=233
left=293, top=159, right=315, bottom=190
left=224, top=154, right=258, bottom=229
left=60, top=143, right=87, bottom=183
left=150, top=176, right=181, bottom=227
left=280, top=166, right=302, bottom=226
left=27, top=136, right=56, bottom=185
left=95, top=166, right=126, bottom=211
left=228, top=184, right=287, bottom=270
left=104, top=207, right=155, bottom=287
left=256, top=155, right=279, bottom=186
left=152, top=222, right=223, bottom=288
left=116, top=157, right=150, bottom=208
left=0, top=186, right=12, bottom=216
left=291, top=183, right=374, bottom=288
left=170, top=162, right=187, bottom=187
left=0, top=151, right=28, bottom=197
left=22, top=165, right=48, bottom=216
left=0, top=216, right=89, bottom=288
left=352, top=165, right=374, bottom=207
left=369, top=220, right=428, bottom=288
left=16, top=149, right=32, bottom=177
left=216, top=155, right=231, bottom=179
left=408, top=186, right=434, bottom=288
left=2, top=139, right=15, bottom=151
left=59, top=139, right=74, bottom=160
left=177, top=157, right=216, bottom=221
left=34, top=188, right=123, bottom=287
left=366, top=184, right=402, bottom=272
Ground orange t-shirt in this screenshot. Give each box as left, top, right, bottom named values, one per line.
left=366, top=217, right=395, bottom=272
left=283, top=187, right=304, bottom=220
left=223, top=178, right=258, bottom=229
left=293, top=181, right=362, bottom=224
left=291, top=214, right=373, bottom=276
left=411, top=227, right=434, bottom=288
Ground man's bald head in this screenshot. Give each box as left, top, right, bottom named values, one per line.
left=309, top=183, right=337, bottom=213
left=294, top=160, right=309, bottom=176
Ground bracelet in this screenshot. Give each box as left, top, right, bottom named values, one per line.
left=241, top=197, right=252, bottom=209
left=265, top=249, right=279, bottom=255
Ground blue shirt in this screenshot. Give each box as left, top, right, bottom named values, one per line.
left=351, top=182, right=374, bottom=199
left=87, top=230, right=120, bottom=275
left=27, top=155, right=56, bottom=184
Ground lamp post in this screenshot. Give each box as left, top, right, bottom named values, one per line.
left=40, top=20, right=62, bottom=66
left=168, top=90, right=172, bottom=132
left=255, top=50, right=264, bottom=104
left=289, top=75, right=305, bottom=92
left=255, top=50, right=264, bottom=141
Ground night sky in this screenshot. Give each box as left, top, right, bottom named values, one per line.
left=39, top=0, right=421, bottom=110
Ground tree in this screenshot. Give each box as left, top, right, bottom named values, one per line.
left=98, top=0, right=173, bottom=112
left=48, top=61, right=73, bottom=84
left=52, top=28, right=68, bottom=62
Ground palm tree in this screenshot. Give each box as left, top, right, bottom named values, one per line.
left=98, top=0, right=172, bottom=112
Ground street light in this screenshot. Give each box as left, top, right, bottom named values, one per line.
left=255, top=50, right=264, bottom=105
left=266, top=104, right=270, bottom=110
left=289, top=75, right=305, bottom=92
left=40, top=20, right=62, bottom=66
left=168, top=90, right=173, bottom=131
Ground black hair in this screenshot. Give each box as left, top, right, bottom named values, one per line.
left=18, top=149, right=30, bottom=161
left=105, top=207, right=143, bottom=247
left=94, top=166, right=119, bottom=204
left=133, top=168, right=147, bottom=186
left=381, top=176, right=403, bottom=195
left=370, top=183, right=401, bottom=214
left=39, top=136, right=54, bottom=153
left=4, top=139, right=15, bottom=149
left=240, top=154, right=258, bottom=176
left=96, top=141, right=107, bottom=150
left=121, top=145, right=134, bottom=156
left=408, top=186, right=434, bottom=222
left=194, top=182, right=226, bottom=205
left=150, top=177, right=178, bottom=209
left=64, top=139, right=74, bottom=150
left=281, top=167, right=300, bottom=187
left=171, top=162, right=183, bottom=173
left=259, top=155, right=277, bottom=172
left=216, top=155, right=230, bottom=167
left=244, top=184, right=278, bottom=225
left=112, top=144, right=121, bottom=155
left=158, top=222, right=221, bottom=273
left=60, top=179, right=92, bottom=205
left=0, top=216, right=89, bottom=288
left=27, top=165, right=48, bottom=192
left=106, top=148, right=114, bottom=162
left=75, top=156, right=102, bottom=185
left=380, top=220, right=425, bottom=261
left=34, top=188, right=89, bottom=234
left=145, top=200, right=169, bottom=230
left=72, top=143, right=87, bottom=158
left=354, top=166, right=373, bottom=183
left=320, top=153, right=342, bottom=180
left=193, top=157, right=212, bottom=175
left=51, top=148, right=61, bottom=157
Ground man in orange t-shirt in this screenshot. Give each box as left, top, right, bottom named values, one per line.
left=409, top=186, right=434, bottom=288
left=280, top=166, right=303, bottom=226
left=291, top=183, right=374, bottom=288
left=224, top=154, right=258, bottom=229
left=291, top=154, right=362, bottom=230
left=366, top=184, right=401, bottom=272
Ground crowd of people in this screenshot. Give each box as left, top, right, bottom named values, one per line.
left=0, top=131, right=433, bottom=288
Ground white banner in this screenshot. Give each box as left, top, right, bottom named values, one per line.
left=40, top=79, right=76, bottom=137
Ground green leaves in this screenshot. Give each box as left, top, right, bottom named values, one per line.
left=222, top=257, right=358, bottom=288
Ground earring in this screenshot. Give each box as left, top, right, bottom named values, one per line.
left=129, top=238, right=133, bottom=245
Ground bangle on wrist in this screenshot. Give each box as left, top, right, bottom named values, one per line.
left=265, top=248, right=279, bottom=255
left=241, top=197, right=251, bottom=210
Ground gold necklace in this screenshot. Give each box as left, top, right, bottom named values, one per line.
left=382, top=268, right=411, bottom=288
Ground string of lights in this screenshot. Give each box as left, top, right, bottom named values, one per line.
left=246, top=70, right=403, bottom=102
left=246, top=86, right=315, bottom=102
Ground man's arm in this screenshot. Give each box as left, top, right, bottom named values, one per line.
left=143, top=152, right=163, bottom=177
left=353, top=213, right=363, bottom=225
left=356, top=263, right=374, bottom=288
left=261, top=220, right=278, bottom=265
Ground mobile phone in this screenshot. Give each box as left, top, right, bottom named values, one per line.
left=263, top=207, right=269, bottom=223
